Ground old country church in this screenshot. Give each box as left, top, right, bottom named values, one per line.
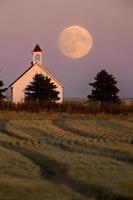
left=9, top=45, right=64, bottom=103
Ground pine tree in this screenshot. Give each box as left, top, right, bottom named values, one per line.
left=0, top=79, right=7, bottom=102
left=88, top=70, right=120, bottom=106
left=25, top=74, right=60, bottom=102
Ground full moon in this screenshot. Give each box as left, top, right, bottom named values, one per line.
left=58, top=26, right=93, bottom=59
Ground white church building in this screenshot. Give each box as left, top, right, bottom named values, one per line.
left=9, top=44, right=64, bottom=103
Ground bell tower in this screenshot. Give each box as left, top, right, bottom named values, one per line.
left=32, top=44, right=42, bottom=65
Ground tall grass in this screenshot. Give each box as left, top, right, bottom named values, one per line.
left=0, top=100, right=133, bottom=114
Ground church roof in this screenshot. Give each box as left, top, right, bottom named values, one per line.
left=33, top=44, right=42, bottom=52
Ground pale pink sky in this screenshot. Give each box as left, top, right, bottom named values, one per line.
left=0, top=0, right=133, bottom=98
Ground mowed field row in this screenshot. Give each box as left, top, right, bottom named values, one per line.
left=0, top=114, right=133, bottom=200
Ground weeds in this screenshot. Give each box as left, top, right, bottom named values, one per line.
left=1, top=100, right=133, bottom=114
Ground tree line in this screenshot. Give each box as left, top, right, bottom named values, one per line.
left=0, top=69, right=120, bottom=106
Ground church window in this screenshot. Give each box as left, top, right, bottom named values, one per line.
left=35, top=54, right=40, bottom=61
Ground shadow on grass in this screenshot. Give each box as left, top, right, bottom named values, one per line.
left=0, top=141, right=131, bottom=200
left=52, top=120, right=133, bottom=165
left=0, top=121, right=31, bottom=142
left=0, top=120, right=132, bottom=199
left=52, top=119, right=96, bottom=139
left=3, top=120, right=133, bottom=166
left=1, top=119, right=133, bottom=166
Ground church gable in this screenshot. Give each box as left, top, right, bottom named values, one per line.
left=10, top=63, right=63, bottom=88
left=10, top=63, right=46, bottom=87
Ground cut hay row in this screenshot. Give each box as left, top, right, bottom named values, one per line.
left=0, top=122, right=42, bottom=147
left=9, top=120, right=85, bottom=142
left=0, top=114, right=133, bottom=200
left=56, top=119, right=133, bottom=144
left=0, top=119, right=133, bottom=157
left=6, top=119, right=133, bottom=148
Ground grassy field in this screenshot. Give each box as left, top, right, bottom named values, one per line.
left=0, top=112, right=133, bottom=200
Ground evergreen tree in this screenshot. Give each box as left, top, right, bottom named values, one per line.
left=88, top=70, right=120, bottom=105
left=25, top=74, right=60, bottom=102
left=0, top=79, right=7, bottom=102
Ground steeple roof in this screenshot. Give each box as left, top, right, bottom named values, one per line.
left=33, top=44, right=42, bottom=52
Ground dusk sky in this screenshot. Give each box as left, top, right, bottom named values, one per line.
left=0, top=0, right=133, bottom=98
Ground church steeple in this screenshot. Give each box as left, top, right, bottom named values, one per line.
left=32, top=44, right=43, bottom=65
